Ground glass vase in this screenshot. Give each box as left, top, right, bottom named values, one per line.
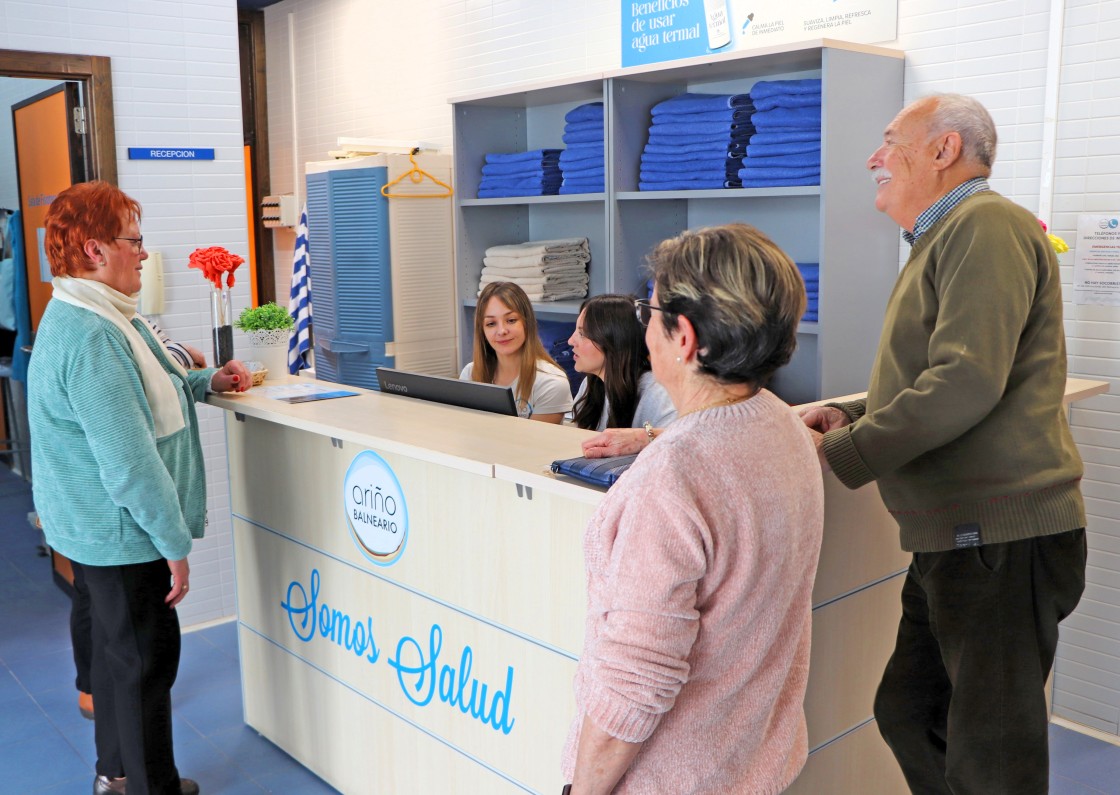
left=210, top=285, right=234, bottom=366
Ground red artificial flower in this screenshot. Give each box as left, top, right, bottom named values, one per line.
left=188, top=246, right=244, bottom=289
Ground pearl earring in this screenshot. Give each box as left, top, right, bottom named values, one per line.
left=675, top=356, right=682, bottom=363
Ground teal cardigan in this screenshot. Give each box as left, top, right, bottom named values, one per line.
left=29, top=300, right=216, bottom=566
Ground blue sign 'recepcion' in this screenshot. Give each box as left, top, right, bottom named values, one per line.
left=128, top=147, right=215, bottom=160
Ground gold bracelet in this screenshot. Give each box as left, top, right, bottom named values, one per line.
left=643, top=421, right=655, bottom=443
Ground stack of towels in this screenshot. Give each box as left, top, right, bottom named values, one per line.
left=479, top=237, right=591, bottom=302
left=560, top=103, right=605, bottom=194
left=639, top=93, right=755, bottom=191
left=478, top=149, right=562, bottom=198
left=798, top=263, right=819, bottom=322
left=739, top=79, right=822, bottom=188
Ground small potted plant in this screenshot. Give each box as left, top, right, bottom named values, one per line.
left=235, top=302, right=294, bottom=381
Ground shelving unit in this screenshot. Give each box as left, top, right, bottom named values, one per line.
left=451, top=39, right=904, bottom=404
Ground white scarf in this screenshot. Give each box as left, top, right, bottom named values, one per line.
left=51, top=276, right=187, bottom=438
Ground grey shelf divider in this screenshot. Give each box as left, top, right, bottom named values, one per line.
left=451, top=41, right=904, bottom=402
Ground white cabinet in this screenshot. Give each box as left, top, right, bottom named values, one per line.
left=451, top=40, right=904, bottom=403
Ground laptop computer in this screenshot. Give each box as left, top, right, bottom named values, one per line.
left=375, top=367, right=518, bottom=417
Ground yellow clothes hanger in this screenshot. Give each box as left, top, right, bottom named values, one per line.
left=381, top=148, right=454, bottom=199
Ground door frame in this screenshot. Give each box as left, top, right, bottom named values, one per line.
left=0, top=49, right=116, bottom=184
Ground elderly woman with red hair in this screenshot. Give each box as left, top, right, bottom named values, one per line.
left=29, top=181, right=248, bottom=795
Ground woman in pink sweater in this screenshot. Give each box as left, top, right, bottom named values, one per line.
left=562, top=223, right=825, bottom=794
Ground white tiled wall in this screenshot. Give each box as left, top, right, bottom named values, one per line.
left=0, top=0, right=248, bottom=626
left=263, top=0, right=1120, bottom=732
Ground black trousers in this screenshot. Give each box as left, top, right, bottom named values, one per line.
left=874, top=528, right=1087, bottom=795
left=71, top=560, right=93, bottom=695
left=80, top=559, right=184, bottom=795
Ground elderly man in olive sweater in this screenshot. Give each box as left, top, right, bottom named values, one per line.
left=801, top=93, right=1086, bottom=795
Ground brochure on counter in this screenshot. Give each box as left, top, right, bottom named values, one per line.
left=251, top=383, right=360, bottom=404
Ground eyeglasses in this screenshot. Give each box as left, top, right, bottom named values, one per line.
left=115, top=236, right=144, bottom=251
left=634, top=298, right=668, bottom=327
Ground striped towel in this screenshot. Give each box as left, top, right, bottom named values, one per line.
left=287, top=205, right=313, bottom=375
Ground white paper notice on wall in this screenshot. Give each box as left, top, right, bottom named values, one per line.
left=1073, top=213, right=1120, bottom=306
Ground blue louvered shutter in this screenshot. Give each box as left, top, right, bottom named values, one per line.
left=307, top=165, right=395, bottom=389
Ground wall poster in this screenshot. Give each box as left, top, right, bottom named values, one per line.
left=622, top=0, right=898, bottom=67
left=1074, top=213, right=1120, bottom=306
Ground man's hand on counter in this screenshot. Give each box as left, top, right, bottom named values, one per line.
left=798, top=405, right=850, bottom=473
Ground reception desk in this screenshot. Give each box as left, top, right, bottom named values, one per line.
left=209, top=377, right=1106, bottom=795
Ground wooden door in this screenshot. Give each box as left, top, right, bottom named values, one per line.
left=12, top=81, right=88, bottom=330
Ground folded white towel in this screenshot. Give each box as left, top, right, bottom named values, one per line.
left=480, top=273, right=590, bottom=287
left=484, top=237, right=590, bottom=258
left=482, top=251, right=590, bottom=267
left=481, top=263, right=586, bottom=278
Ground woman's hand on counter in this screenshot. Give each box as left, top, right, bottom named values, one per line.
left=582, top=427, right=649, bottom=458
left=210, top=359, right=251, bottom=393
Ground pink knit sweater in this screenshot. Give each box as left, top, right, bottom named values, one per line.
left=562, top=389, right=825, bottom=794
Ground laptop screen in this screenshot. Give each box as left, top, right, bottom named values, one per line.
left=375, top=367, right=518, bottom=417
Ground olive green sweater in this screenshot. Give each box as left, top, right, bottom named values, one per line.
left=822, top=191, right=1085, bottom=552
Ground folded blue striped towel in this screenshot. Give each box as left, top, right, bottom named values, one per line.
left=747, top=141, right=821, bottom=157
left=484, top=149, right=562, bottom=164
left=651, top=93, right=739, bottom=115
left=753, top=92, right=823, bottom=112
left=565, top=102, right=603, bottom=123
left=639, top=178, right=728, bottom=190
left=737, top=165, right=819, bottom=180
left=751, top=106, right=822, bottom=129
left=742, top=151, right=821, bottom=169
left=563, top=129, right=606, bottom=145
left=750, top=79, right=822, bottom=100
left=750, top=131, right=822, bottom=146
left=651, top=109, right=736, bottom=124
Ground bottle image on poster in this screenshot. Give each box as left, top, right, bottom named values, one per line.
left=704, top=0, right=732, bottom=49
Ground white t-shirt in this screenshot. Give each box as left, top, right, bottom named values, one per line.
left=459, top=360, right=574, bottom=419
left=572, top=370, right=677, bottom=432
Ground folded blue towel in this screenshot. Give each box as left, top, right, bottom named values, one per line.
left=728, top=143, right=746, bottom=158
left=484, top=149, right=562, bottom=164
left=561, top=166, right=605, bottom=178
left=740, top=175, right=819, bottom=188
left=641, top=153, right=727, bottom=167
left=565, top=102, right=603, bottom=123
left=751, top=106, right=822, bottom=129
left=482, top=160, right=559, bottom=176
left=732, top=108, right=754, bottom=123
left=802, top=312, right=818, bottom=322
left=651, top=109, right=736, bottom=124
left=564, top=119, right=604, bottom=134
left=647, top=120, right=734, bottom=136
left=730, top=94, right=755, bottom=108
left=750, top=79, right=823, bottom=100
left=562, top=174, right=606, bottom=185
left=750, top=131, right=822, bottom=146
left=644, top=142, right=737, bottom=156
left=479, top=187, right=559, bottom=198
left=651, top=93, right=738, bottom=115
left=559, top=184, right=604, bottom=195
left=641, top=168, right=730, bottom=182
left=559, top=151, right=603, bottom=167
left=639, top=179, right=728, bottom=190
left=647, top=131, right=737, bottom=146
left=737, top=165, right=819, bottom=180
left=480, top=175, right=562, bottom=189
left=742, top=151, right=821, bottom=169
left=747, top=141, right=821, bottom=157
left=563, top=129, right=606, bottom=145
left=753, top=92, right=823, bottom=112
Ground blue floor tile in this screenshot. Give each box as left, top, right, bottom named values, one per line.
left=0, top=730, right=92, bottom=792
left=0, top=691, right=58, bottom=746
